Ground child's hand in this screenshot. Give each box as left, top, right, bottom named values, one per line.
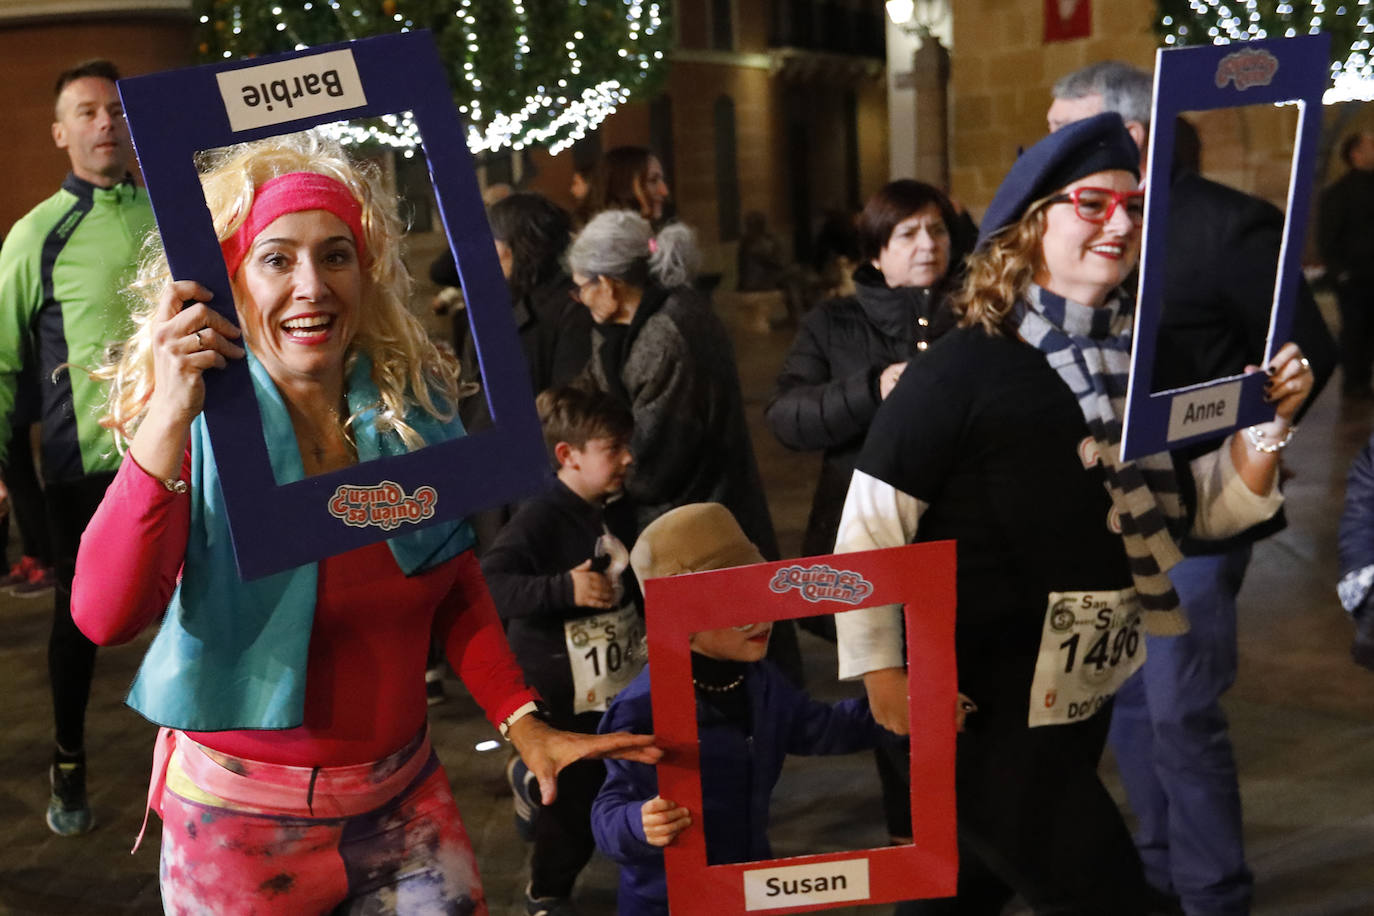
left=570, top=559, right=615, bottom=609
left=641, top=795, right=692, bottom=847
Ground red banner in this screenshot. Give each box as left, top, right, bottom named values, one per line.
left=1045, top=0, right=1092, bottom=43
left=645, top=542, right=959, bottom=914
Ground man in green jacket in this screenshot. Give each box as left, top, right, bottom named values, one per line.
left=0, top=59, right=155, bottom=836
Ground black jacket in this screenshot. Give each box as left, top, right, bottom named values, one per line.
left=588, top=284, right=779, bottom=559
left=765, top=264, right=957, bottom=556
left=459, top=269, right=592, bottom=433
left=481, top=478, right=639, bottom=727
left=1158, top=170, right=1338, bottom=553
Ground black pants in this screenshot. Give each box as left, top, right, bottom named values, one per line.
left=6, top=423, right=51, bottom=563
left=529, top=757, right=606, bottom=898
left=46, top=472, right=115, bottom=752
left=893, top=692, right=1147, bottom=915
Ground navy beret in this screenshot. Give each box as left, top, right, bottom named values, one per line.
left=976, top=112, right=1140, bottom=250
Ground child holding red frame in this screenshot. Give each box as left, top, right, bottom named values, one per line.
left=590, top=503, right=884, bottom=915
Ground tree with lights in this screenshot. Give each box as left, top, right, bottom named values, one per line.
left=1156, top=0, right=1374, bottom=102
left=194, top=0, right=672, bottom=154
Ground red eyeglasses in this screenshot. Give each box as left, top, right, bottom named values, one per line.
left=1045, top=187, right=1146, bottom=226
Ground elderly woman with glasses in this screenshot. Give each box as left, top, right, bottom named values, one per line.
left=832, top=113, right=1312, bottom=913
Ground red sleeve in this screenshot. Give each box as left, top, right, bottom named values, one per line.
left=437, top=549, right=539, bottom=729
left=72, top=451, right=191, bottom=645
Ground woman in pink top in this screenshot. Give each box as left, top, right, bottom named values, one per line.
left=72, top=132, right=658, bottom=915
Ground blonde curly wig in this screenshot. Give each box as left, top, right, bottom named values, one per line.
left=102, top=130, right=460, bottom=451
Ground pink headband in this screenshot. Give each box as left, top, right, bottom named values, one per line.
left=220, top=172, right=368, bottom=277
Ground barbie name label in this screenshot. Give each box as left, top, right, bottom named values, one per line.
left=216, top=49, right=367, bottom=131
left=768, top=564, right=874, bottom=605
left=329, top=481, right=437, bottom=531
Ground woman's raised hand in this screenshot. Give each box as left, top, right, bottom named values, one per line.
left=1263, top=341, right=1313, bottom=424
left=129, top=280, right=244, bottom=482
left=145, top=280, right=244, bottom=422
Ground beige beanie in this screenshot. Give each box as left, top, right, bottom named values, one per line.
left=630, top=503, right=765, bottom=585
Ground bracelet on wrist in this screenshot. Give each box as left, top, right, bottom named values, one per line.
left=498, top=700, right=547, bottom=740
left=1243, top=423, right=1297, bottom=453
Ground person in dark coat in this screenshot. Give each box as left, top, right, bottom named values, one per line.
left=765, top=179, right=970, bottom=845
left=1317, top=130, right=1374, bottom=398
left=568, top=210, right=803, bottom=686
left=566, top=210, right=778, bottom=560
left=766, top=180, right=970, bottom=563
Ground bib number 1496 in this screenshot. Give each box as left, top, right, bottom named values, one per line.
left=1027, top=589, right=1145, bottom=728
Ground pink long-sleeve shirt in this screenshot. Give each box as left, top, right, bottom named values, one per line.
left=73, top=454, right=535, bottom=766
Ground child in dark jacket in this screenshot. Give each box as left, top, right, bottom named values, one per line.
left=591, top=503, right=883, bottom=916
left=482, top=384, right=643, bottom=915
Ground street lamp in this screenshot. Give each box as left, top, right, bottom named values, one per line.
left=885, top=0, right=950, bottom=187
left=885, top=0, right=940, bottom=38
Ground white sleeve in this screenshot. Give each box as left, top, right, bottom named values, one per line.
left=1187, top=433, right=1284, bottom=541
left=832, top=469, right=928, bottom=680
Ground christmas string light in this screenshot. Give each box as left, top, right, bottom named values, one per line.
left=193, top=0, right=671, bottom=152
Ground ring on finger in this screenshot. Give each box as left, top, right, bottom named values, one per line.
left=1299, top=356, right=1311, bottom=373
left=194, top=329, right=205, bottom=350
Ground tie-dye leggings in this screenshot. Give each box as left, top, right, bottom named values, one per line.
left=153, top=729, right=487, bottom=915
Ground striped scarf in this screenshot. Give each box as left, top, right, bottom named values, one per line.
left=1014, top=285, right=1190, bottom=636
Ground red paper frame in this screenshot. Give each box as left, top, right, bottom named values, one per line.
left=644, top=542, right=958, bottom=914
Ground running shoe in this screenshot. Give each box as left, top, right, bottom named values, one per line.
left=0, top=555, right=40, bottom=588
left=525, top=884, right=578, bottom=916
left=46, top=749, right=93, bottom=836
left=10, top=564, right=55, bottom=597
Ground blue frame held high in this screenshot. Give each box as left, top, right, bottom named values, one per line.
left=1121, top=32, right=1330, bottom=460
left=118, top=31, right=547, bottom=579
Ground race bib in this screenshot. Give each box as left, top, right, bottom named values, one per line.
left=565, top=604, right=645, bottom=714
left=1027, top=589, right=1145, bottom=728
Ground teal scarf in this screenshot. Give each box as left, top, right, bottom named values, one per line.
left=127, top=352, right=474, bottom=731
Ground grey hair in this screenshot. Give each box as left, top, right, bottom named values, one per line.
left=1052, top=61, right=1153, bottom=130
left=567, top=209, right=699, bottom=289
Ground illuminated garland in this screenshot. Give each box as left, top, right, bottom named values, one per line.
left=194, top=0, right=672, bottom=153
left=1155, top=0, right=1374, bottom=101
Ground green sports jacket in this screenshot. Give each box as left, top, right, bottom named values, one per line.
left=0, top=173, right=154, bottom=481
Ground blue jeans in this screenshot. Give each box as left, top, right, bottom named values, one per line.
left=1108, top=547, right=1253, bottom=915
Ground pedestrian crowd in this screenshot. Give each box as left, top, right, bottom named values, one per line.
left=1, top=51, right=1368, bottom=916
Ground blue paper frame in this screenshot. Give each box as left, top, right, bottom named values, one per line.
left=1120, top=33, right=1330, bottom=461
left=118, top=32, right=547, bottom=580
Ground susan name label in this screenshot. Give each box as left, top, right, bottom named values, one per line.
left=742, top=859, right=869, bottom=911
left=216, top=49, right=367, bottom=132
left=1166, top=380, right=1242, bottom=442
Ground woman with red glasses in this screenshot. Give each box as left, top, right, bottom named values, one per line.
left=831, top=113, right=1312, bottom=914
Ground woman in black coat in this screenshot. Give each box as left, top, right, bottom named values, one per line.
left=764, top=179, right=970, bottom=843
left=765, top=180, right=971, bottom=561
